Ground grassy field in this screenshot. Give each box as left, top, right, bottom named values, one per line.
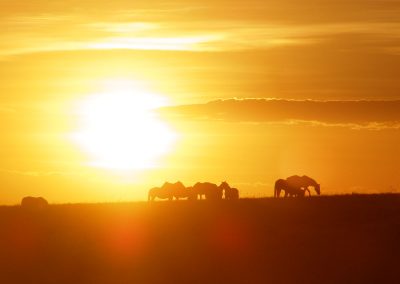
left=0, top=194, right=399, bottom=284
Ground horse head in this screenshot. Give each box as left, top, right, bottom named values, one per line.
left=219, top=181, right=231, bottom=190
left=315, top=184, right=321, bottom=195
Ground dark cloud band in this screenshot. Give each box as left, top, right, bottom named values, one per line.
left=160, top=99, right=400, bottom=125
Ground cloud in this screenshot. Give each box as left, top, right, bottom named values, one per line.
left=2, top=0, right=400, bottom=57
left=2, top=19, right=400, bottom=56
left=159, top=99, right=400, bottom=130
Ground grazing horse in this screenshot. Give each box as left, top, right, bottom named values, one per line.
left=162, top=181, right=195, bottom=200
left=148, top=181, right=194, bottom=201
left=286, top=175, right=320, bottom=196
left=274, top=175, right=321, bottom=198
left=21, top=196, right=48, bottom=209
left=193, top=181, right=230, bottom=200
left=148, top=186, right=173, bottom=202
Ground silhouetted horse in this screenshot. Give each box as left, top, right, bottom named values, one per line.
left=274, top=176, right=320, bottom=197
left=225, top=187, right=239, bottom=199
left=21, top=196, right=48, bottom=209
left=148, top=181, right=194, bottom=201
left=172, top=185, right=196, bottom=200
left=286, top=175, right=320, bottom=195
left=148, top=187, right=173, bottom=201
left=221, top=181, right=239, bottom=200
left=193, top=181, right=230, bottom=200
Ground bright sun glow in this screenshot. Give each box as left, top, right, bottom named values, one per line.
left=72, top=79, right=177, bottom=171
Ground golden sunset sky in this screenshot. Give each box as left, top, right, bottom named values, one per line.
left=1, top=0, right=400, bottom=204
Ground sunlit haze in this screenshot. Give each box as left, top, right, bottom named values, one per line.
left=0, top=0, right=400, bottom=204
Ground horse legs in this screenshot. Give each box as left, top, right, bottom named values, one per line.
left=275, top=188, right=281, bottom=198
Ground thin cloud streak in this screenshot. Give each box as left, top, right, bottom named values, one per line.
left=2, top=8, right=400, bottom=57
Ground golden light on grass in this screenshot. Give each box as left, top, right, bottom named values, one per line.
left=71, top=79, right=177, bottom=171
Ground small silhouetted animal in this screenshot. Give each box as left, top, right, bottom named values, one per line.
left=286, top=187, right=306, bottom=197
left=21, top=196, right=48, bottom=209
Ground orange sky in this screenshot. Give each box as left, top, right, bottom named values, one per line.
left=1, top=0, right=400, bottom=204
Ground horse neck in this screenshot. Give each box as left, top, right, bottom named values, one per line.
left=303, top=176, right=317, bottom=187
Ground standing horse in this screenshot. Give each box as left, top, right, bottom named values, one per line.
left=220, top=181, right=240, bottom=200
left=274, top=176, right=320, bottom=198
left=225, top=188, right=239, bottom=200
left=193, top=182, right=230, bottom=200
left=148, top=181, right=192, bottom=201
left=148, top=187, right=173, bottom=202
left=162, top=181, right=195, bottom=200
left=173, top=185, right=196, bottom=200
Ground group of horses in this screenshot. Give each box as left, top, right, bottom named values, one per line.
left=148, top=181, right=239, bottom=201
left=148, top=175, right=320, bottom=202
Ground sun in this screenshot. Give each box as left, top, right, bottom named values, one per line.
left=72, top=79, right=177, bottom=171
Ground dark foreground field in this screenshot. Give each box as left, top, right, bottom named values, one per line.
left=0, top=195, right=399, bottom=284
